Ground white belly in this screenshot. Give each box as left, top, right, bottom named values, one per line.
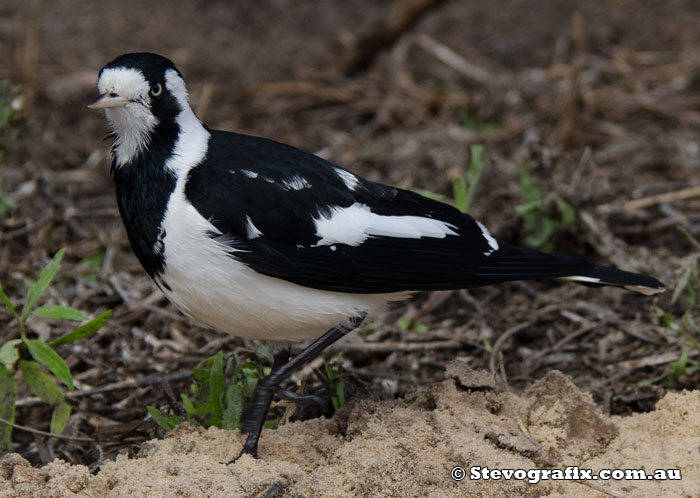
left=158, top=190, right=402, bottom=341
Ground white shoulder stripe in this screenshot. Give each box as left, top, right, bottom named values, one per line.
left=313, top=203, right=457, bottom=247
left=164, top=70, right=210, bottom=177
left=475, top=220, right=499, bottom=256
left=336, top=168, right=359, bottom=191
left=245, top=216, right=263, bottom=239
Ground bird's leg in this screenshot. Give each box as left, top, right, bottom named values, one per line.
left=229, top=313, right=367, bottom=462
left=277, top=388, right=329, bottom=408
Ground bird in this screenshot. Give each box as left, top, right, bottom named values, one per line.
left=88, top=52, right=665, bottom=460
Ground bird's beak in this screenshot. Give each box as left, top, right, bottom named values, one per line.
left=87, top=92, right=129, bottom=109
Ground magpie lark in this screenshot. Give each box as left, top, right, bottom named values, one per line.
left=89, top=52, right=665, bottom=460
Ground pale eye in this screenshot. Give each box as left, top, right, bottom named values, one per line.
left=150, top=83, right=163, bottom=97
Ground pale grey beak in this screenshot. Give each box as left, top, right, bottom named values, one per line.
left=87, top=92, right=129, bottom=109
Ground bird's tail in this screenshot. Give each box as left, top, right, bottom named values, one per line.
left=474, top=242, right=665, bottom=295
left=559, top=266, right=664, bottom=295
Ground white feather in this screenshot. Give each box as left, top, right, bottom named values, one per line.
left=97, top=67, right=158, bottom=167
left=475, top=220, right=499, bottom=256
left=313, top=202, right=458, bottom=247
left=160, top=195, right=400, bottom=340
left=336, top=168, right=359, bottom=190
left=245, top=216, right=263, bottom=239
left=281, top=175, right=311, bottom=191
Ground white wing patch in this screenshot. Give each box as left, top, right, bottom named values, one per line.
left=281, top=175, right=311, bottom=191
left=241, top=169, right=258, bottom=179
left=314, top=202, right=458, bottom=247
left=336, top=168, right=359, bottom=191
left=475, top=220, right=499, bottom=256
left=245, top=215, right=263, bottom=239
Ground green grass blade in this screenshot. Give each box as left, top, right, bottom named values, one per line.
left=209, top=351, right=225, bottom=418
left=452, top=176, right=468, bottom=213
left=464, top=144, right=484, bottom=212
left=223, top=384, right=245, bottom=430
left=519, top=167, right=541, bottom=203
left=25, top=340, right=74, bottom=391
left=19, top=360, right=64, bottom=404
left=33, top=305, right=88, bottom=321
left=147, top=406, right=183, bottom=432
left=49, top=310, right=112, bottom=347
left=181, top=393, right=195, bottom=417
left=21, top=248, right=66, bottom=321
left=0, top=364, right=16, bottom=450
left=50, top=402, right=71, bottom=435
left=0, top=281, right=17, bottom=319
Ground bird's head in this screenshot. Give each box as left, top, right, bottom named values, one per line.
left=89, top=52, right=194, bottom=166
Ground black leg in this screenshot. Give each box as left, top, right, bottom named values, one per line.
left=277, top=388, right=329, bottom=408
left=228, top=313, right=366, bottom=463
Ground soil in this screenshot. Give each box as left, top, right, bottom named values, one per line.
left=1, top=1, right=700, bottom=497
left=2, top=362, right=700, bottom=497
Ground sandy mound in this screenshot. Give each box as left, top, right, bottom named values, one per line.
left=2, top=362, right=698, bottom=497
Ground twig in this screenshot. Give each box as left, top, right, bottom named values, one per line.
left=340, top=0, right=447, bottom=75
left=597, top=185, right=700, bottom=213
left=15, top=371, right=192, bottom=408
left=497, top=351, right=510, bottom=393
left=328, top=339, right=463, bottom=354
left=608, top=350, right=699, bottom=372
left=0, top=416, right=94, bottom=443
left=415, top=34, right=494, bottom=85
left=489, top=321, right=537, bottom=377
left=574, top=479, right=630, bottom=498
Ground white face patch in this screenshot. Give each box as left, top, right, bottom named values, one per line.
left=313, top=202, right=458, bottom=247
left=281, top=175, right=311, bottom=191
left=97, top=67, right=158, bottom=166
left=475, top=220, right=499, bottom=256
left=336, top=168, right=359, bottom=191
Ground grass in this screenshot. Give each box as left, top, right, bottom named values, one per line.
left=0, top=79, right=25, bottom=216
left=515, top=167, right=575, bottom=252
left=148, top=346, right=274, bottom=432
left=413, top=144, right=484, bottom=214
left=148, top=348, right=352, bottom=434
left=0, top=248, right=112, bottom=451
left=643, top=233, right=700, bottom=387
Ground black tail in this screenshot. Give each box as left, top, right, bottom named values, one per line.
left=559, top=265, right=665, bottom=295
left=474, top=242, right=665, bottom=295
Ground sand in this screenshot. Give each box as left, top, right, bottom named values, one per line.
left=1, top=362, right=698, bottom=497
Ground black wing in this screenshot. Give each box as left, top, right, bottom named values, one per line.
left=185, top=130, right=663, bottom=294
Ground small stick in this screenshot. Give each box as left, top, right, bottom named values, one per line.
left=415, top=34, right=494, bottom=85
left=574, top=479, right=630, bottom=498
left=15, top=371, right=192, bottom=408
left=328, top=339, right=463, bottom=354
left=0, top=416, right=94, bottom=443
left=597, top=185, right=700, bottom=213
left=341, top=0, right=447, bottom=76
left=489, top=321, right=536, bottom=377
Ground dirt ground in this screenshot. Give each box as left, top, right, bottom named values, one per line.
left=2, top=362, right=700, bottom=497
left=1, top=0, right=700, bottom=497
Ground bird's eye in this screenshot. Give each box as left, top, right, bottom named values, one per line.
left=150, top=83, right=163, bottom=97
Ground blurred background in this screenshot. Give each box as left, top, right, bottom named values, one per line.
left=1, top=0, right=699, bottom=467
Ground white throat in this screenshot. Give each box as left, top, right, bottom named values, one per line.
left=98, top=67, right=159, bottom=167
left=98, top=67, right=209, bottom=170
